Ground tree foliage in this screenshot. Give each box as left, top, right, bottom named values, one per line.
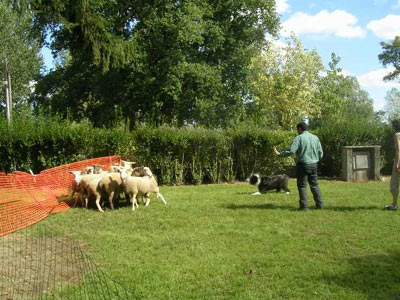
left=315, top=53, right=374, bottom=125
left=383, top=88, right=400, bottom=121
left=0, top=0, right=41, bottom=111
left=378, top=36, right=400, bottom=82
left=20, top=0, right=280, bottom=127
left=249, top=35, right=324, bottom=129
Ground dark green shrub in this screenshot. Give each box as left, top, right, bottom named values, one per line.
left=0, top=114, right=132, bottom=173
left=0, top=113, right=392, bottom=182
left=228, top=125, right=295, bottom=180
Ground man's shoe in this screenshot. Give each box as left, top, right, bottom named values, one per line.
left=315, top=206, right=323, bottom=210
left=385, top=204, right=398, bottom=210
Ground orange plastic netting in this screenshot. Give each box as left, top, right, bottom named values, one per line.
left=0, top=155, right=121, bottom=236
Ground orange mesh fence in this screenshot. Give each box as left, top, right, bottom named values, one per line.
left=0, top=155, right=121, bottom=236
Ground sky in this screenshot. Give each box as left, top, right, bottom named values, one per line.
left=42, top=0, right=400, bottom=111
left=275, top=0, right=400, bottom=111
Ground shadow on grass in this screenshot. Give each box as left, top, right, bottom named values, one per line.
left=320, top=252, right=400, bottom=299
left=323, top=205, right=379, bottom=211
left=224, top=203, right=295, bottom=210
left=224, top=204, right=381, bottom=212
left=235, top=191, right=290, bottom=195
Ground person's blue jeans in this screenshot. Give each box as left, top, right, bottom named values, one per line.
left=296, top=163, right=323, bottom=209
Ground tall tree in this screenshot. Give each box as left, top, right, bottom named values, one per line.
left=249, top=34, right=324, bottom=129
left=383, top=88, right=400, bottom=121
left=19, top=0, right=280, bottom=127
left=0, top=0, right=41, bottom=113
left=378, top=36, right=400, bottom=82
left=316, top=53, right=374, bottom=125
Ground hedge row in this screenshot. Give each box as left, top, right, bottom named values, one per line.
left=315, top=119, right=392, bottom=177
left=0, top=115, right=393, bottom=185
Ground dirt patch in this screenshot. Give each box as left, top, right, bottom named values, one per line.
left=0, top=232, right=90, bottom=299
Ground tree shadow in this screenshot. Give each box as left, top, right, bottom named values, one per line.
left=320, top=252, right=400, bottom=299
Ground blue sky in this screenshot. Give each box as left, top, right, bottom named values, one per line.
left=42, top=0, right=400, bottom=111
left=276, top=0, right=400, bottom=111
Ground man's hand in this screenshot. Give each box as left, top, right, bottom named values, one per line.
left=273, top=147, right=280, bottom=156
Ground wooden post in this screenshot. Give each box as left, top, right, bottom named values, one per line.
left=7, top=62, right=12, bottom=124
left=3, top=57, right=11, bottom=124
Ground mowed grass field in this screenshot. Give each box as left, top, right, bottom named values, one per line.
left=34, top=179, right=399, bottom=299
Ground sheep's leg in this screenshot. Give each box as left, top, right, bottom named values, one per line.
left=95, top=194, right=104, bottom=213
left=156, top=193, right=167, bottom=205
left=82, top=192, right=89, bottom=208
left=71, top=191, right=78, bottom=207
left=144, top=194, right=151, bottom=207
left=72, top=192, right=81, bottom=207
left=125, top=192, right=131, bottom=203
left=132, top=194, right=138, bottom=211
left=108, top=191, right=115, bottom=210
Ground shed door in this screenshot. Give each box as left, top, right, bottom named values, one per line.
left=352, top=151, right=370, bottom=181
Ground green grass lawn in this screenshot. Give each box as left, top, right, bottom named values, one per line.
left=34, top=179, right=400, bottom=299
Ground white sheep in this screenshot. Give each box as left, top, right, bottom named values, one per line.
left=80, top=165, right=105, bottom=175
left=70, top=171, right=84, bottom=206
left=70, top=171, right=117, bottom=212
left=97, top=173, right=123, bottom=210
left=74, top=173, right=106, bottom=211
left=120, top=168, right=166, bottom=211
left=108, top=164, right=123, bottom=173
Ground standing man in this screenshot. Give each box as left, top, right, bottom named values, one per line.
left=274, top=122, right=323, bottom=210
left=385, top=119, right=400, bottom=210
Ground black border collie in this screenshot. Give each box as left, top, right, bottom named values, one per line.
left=247, top=174, right=290, bottom=195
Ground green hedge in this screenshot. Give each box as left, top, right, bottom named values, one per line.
left=0, top=114, right=393, bottom=184
left=0, top=115, right=130, bottom=173
left=132, top=125, right=294, bottom=185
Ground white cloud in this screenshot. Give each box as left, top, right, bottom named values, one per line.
left=281, top=10, right=366, bottom=38
left=366, top=14, right=400, bottom=40
left=276, top=0, right=290, bottom=14
left=357, top=67, right=400, bottom=88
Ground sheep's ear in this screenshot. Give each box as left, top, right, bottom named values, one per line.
left=122, top=160, right=136, bottom=168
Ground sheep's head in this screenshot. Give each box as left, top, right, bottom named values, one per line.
left=131, top=166, right=144, bottom=176
left=108, top=164, right=121, bottom=173
left=81, top=166, right=94, bottom=175
left=132, top=166, right=153, bottom=177
left=70, top=171, right=83, bottom=182
left=93, top=165, right=104, bottom=174
left=120, top=168, right=129, bottom=181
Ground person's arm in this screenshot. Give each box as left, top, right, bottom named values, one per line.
left=396, top=134, right=400, bottom=170
left=317, top=139, right=323, bottom=160
left=275, top=136, right=300, bottom=157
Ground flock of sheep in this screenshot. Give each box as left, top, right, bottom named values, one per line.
left=70, top=161, right=167, bottom=212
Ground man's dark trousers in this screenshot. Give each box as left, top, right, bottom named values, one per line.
left=296, top=163, right=323, bottom=209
